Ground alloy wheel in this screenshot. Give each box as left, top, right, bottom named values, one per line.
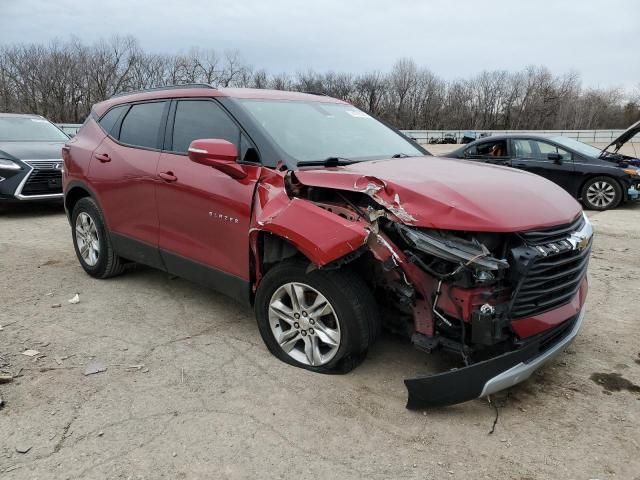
left=75, top=212, right=100, bottom=266
left=586, top=181, right=616, bottom=208
left=268, top=282, right=341, bottom=366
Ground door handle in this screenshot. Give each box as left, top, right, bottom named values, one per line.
left=158, top=171, right=178, bottom=182
left=94, top=153, right=111, bottom=163
left=514, top=163, right=527, bottom=168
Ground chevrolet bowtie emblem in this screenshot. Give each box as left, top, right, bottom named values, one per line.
left=576, top=234, right=590, bottom=251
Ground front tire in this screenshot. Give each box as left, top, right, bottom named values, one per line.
left=581, top=176, right=622, bottom=211
left=71, top=197, right=124, bottom=278
left=254, top=260, right=379, bottom=374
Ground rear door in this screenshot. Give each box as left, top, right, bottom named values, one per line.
left=88, top=101, right=168, bottom=264
left=510, top=138, right=575, bottom=190
left=156, top=98, right=261, bottom=289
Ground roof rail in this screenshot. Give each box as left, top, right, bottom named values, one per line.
left=109, top=83, right=216, bottom=99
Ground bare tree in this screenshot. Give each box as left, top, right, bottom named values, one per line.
left=0, top=36, right=637, bottom=128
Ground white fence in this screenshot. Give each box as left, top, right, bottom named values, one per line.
left=402, top=129, right=638, bottom=145
left=57, top=123, right=636, bottom=147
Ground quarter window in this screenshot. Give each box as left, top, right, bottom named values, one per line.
left=171, top=100, right=240, bottom=154
left=119, top=102, right=167, bottom=149
left=98, top=105, right=127, bottom=136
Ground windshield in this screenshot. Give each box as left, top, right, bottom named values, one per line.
left=0, top=117, right=68, bottom=142
left=548, top=136, right=602, bottom=158
left=237, top=99, right=424, bottom=165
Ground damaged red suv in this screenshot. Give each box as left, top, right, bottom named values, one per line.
left=63, top=85, right=593, bottom=408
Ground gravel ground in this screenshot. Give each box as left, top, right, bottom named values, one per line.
left=1, top=198, right=639, bottom=480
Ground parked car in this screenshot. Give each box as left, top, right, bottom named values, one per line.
left=444, top=131, right=640, bottom=210
left=429, top=133, right=457, bottom=144
left=0, top=113, right=68, bottom=202
left=460, top=131, right=491, bottom=144
left=63, top=85, right=592, bottom=408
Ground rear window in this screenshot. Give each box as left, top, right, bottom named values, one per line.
left=119, top=102, right=166, bottom=149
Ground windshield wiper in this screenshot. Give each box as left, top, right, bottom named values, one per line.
left=297, top=156, right=356, bottom=167
left=391, top=153, right=411, bottom=158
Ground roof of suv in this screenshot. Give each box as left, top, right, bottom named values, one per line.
left=93, top=86, right=347, bottom=117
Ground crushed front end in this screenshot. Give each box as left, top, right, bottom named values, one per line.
left=275, top=166, right=593, bottom=409
left=374, top=212, right=593, bottom=408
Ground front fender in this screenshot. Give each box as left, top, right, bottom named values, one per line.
left=252, top=193, right=369, bottom=267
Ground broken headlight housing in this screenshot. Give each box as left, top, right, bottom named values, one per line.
left=396, top=224, right=508, bottom=281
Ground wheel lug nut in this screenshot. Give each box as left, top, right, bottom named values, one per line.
left=309, top=319, right=315, bottom=325
left=294, top=313, right=300, bottom=319
left=301, top=330, right=307, bottom=336
left=294, top=322, right=299, bottom=329
left=302, top=311, right=308, bottom=317
left=309, top=328, right=314, bottom=335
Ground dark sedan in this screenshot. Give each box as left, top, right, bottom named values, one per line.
left=0, top=113, right=68, bottom=202
left=444, top=127, right=640, bottom=211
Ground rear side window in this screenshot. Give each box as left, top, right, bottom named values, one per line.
left=119, top=102, right=166, bottom=149
left=171, top=100, right=240, bottom=153
left=98, top=106, right=127, bottom=135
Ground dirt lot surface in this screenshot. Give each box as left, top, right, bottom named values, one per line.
left=1, top=199, right=639, bottom=480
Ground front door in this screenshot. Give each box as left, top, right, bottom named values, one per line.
left=156, top=98, right=261, bottom=294
left=510, top=139, right=575, bottom=190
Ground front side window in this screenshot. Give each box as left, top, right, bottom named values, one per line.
left=119, top=102, right=166, bottom=149
left=171, top=100, right=240, bottom=153
left=0, top=116, right=68, bottom=142
left=237, top=99, right=423, bottom=166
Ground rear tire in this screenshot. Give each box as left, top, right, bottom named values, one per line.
left=254, top=260, right=379, bottom=374
left=71, top=197, right=125, bottom=278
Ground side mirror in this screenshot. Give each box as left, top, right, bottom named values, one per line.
left=547, top=152, right=563, bottom=164
left=187, top=139, right=247, bottom=179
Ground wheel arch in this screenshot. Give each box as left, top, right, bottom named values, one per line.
left=64, top=181, right=99, bottom=222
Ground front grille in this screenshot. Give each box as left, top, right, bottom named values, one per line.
left=510, top=218, right=591, bottom=318
left=21, top=169, right=63, bottom=195
left=24, top=159, right=62, bottom=170
left=519, top=214, right=585, bottom=246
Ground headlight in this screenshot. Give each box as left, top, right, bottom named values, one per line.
left=0, top=158, right=21, bottom=171
left=396, top=225, right=508, bottom=271
left=623, top=168, right=640, bottom=177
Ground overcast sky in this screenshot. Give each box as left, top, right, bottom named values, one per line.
left=1, top=0, right=638, bottom=91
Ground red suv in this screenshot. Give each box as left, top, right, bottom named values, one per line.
left=63, top=85, right=593, bottom=408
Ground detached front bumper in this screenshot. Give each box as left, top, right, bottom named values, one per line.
left=405, top=306, right=585, bottom=409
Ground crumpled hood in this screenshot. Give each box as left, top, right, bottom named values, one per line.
left=0, top=141, right=66, bottom=161
left=294, top=156, right=582, bottom=232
